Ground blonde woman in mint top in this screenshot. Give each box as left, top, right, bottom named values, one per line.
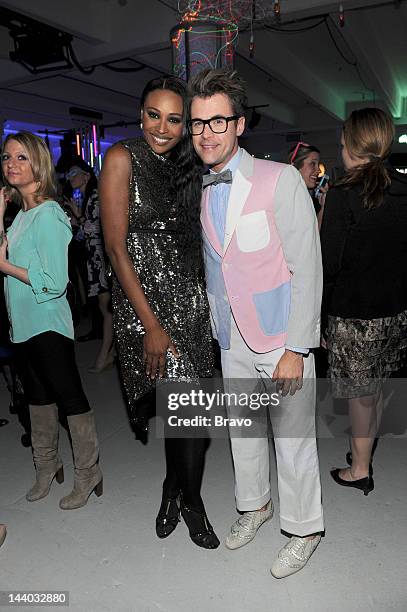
left=0, top=132, right=102, bottom=510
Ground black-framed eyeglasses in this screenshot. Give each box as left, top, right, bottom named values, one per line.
left=188, top=115, right=240, bottom=135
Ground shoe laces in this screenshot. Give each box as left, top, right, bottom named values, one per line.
left=286, top=537, right=307, bottom=561
left=236, top=511, right=257, bottom=532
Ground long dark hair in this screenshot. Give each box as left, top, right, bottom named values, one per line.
left=141, top=76, right=203, bottom=270
left=336, top=108, right=395, bottom=209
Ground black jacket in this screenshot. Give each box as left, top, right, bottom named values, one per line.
left=320, top=167, right=407, bottom=329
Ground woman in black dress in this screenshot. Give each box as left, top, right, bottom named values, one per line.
left=100, top=76, right=219, bottom=549
left=321, top=108, right=407, bottom=494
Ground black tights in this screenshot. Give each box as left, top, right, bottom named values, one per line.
left=132, top=391, right=209, bottom=514
left=163, top=437, right=209, bottom=514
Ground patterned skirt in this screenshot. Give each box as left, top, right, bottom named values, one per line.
left=326, top=310, right=407, bottom=398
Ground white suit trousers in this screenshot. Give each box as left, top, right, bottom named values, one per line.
left=221, top=319, right=324, bottom=536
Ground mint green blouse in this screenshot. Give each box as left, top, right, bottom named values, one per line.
left=4, top=200, right=74, bottom=343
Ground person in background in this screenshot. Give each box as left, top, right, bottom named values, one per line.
left=289, top=142, right=328, bottom=228
left=289, top=143, right=330, bottom=379
left=321, top=108, right=407, bottom=495
left=0, top=132, right=103, bottom=510
left=66, top=161, right=114, bottom=373
left=0, top=190, right=30, bottom=443
left=63, top=175, right=90, bottom=326
left=0, top=266, right=10, bottom=428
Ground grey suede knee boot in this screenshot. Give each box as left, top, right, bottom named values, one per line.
left=26, top=404, right=64, bottom=502
left=59, top=410, right=103, bottom=510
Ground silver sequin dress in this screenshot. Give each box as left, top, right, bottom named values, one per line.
left=111, top=138, right=213, bottom=409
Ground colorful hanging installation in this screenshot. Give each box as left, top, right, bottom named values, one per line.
left=171, top=1, right=286, bottom=79
left=176, top=1, right=283, bottom=28
left=171, top=13, right=237, bottom=79
left=74, top=124, right=102, bottom=172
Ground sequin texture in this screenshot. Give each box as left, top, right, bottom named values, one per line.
left=110, top=138, right=214, bottom=412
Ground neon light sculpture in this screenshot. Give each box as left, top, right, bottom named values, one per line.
left=171, top=2, right=238, bottom=79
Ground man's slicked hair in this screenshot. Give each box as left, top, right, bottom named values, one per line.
left=188, top=68, right=248, bottom=117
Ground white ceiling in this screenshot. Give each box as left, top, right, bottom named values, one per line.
left=0, top=0, right=406, bottom=163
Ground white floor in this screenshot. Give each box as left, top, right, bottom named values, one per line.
left=1, top=340, right=407, bottom=612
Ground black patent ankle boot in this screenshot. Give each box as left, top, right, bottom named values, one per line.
left=180, top=496, right=220, bottom=549
left=156, top=493, right=180, bottom=538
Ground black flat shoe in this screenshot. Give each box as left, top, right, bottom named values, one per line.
left=330, top=468, right=374, bottom=496
left=156, top=495, right=180, bottom=539
left=180, top=499, right=220, bottom=549
left=346, top=452, right=373, bottom=476
left=0, top=419, right=8, bottom=427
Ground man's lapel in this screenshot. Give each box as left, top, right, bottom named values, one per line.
left=223, top=149, right=254, bottom=254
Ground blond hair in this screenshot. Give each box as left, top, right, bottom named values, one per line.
left=2, top=131, right=56, bottom=204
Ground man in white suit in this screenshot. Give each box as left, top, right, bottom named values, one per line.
left=188, top=68, right=324, bottom=578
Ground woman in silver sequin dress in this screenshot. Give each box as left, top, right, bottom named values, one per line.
left=100, top=76, right=219, bottom=549
left=321, top=108, right=407, bottom=495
